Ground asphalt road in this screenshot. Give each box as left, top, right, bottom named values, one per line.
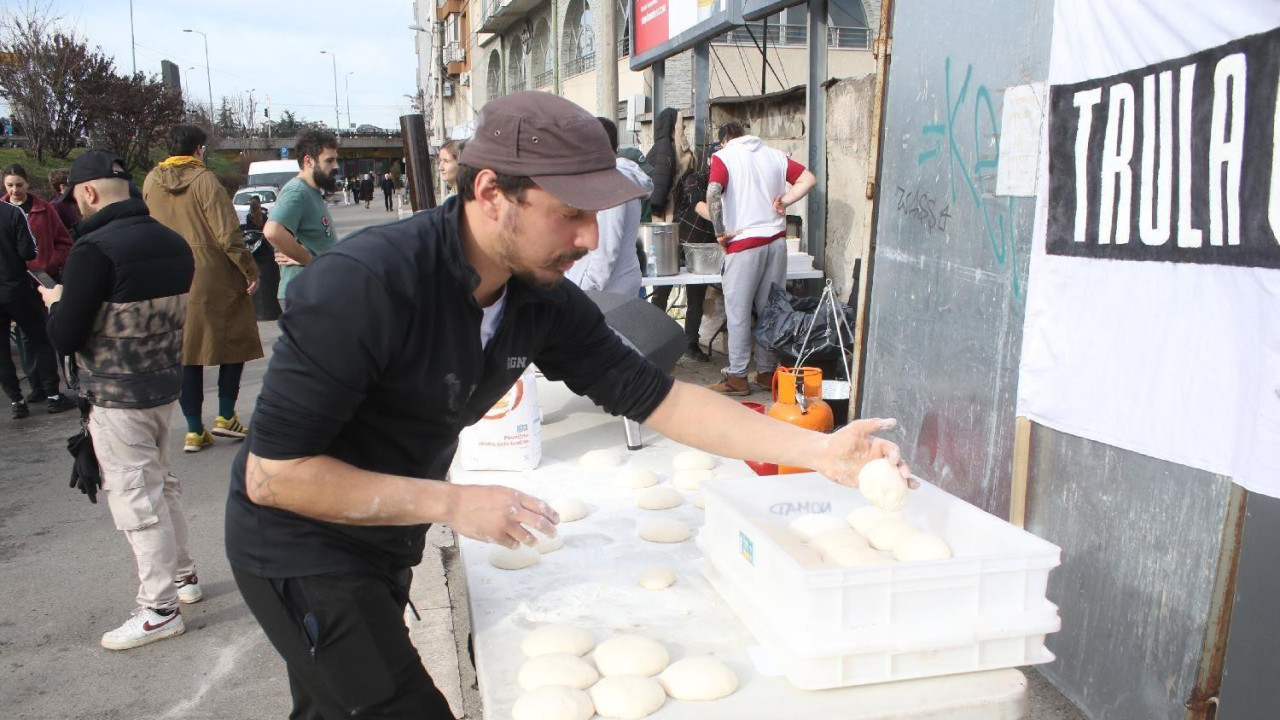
left=0, top=201, right=390, bottom=720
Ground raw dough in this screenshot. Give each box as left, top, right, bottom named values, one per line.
left=673, top=450, right=718, bottom=471
left=488, top=544, right=541, bottom=570
left=517, top=652, right=599, bottom=691
left=580, top=448, right=624, bottom=469
left=638, top=565, right=676, bottom=590
left=808, top=527, right=870, bottom=555
left=531, top=529, right=564, bottom=554
left=658, top=657, right=739, bottom=700
left=692, top=492, right=705, bottom=510
left=589, top=676, right=666, bottom=719
left=858, top=458, right=910, bottom=511
left=893, top=532, right=953, bottom=562
left=865, top=518, right=920, bottom=552
left=550, top=497, right=588, bottom=523
left=593, top=634, right=670, bottom=676
left=618, top=467, right=660, bottom=489
left=672, top=468, right=714, bottom=491
left=846, top=506, right=902, bottom=536
left=788, top=513, right=850, bottom=542
left=512, top=686, right=595, bottom=720
left=824, top=543, right=892, bottom=568
left=636, top=486, right=682, bottom=510
left=638, top=518, right=691, bottom=543
left=522, top=625, right=596, bottom=657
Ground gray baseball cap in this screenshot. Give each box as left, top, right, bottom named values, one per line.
left=459, top=92, right=649, bottom=211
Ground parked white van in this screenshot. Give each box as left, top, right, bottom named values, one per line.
left=246, top=159, right=300, bottom=190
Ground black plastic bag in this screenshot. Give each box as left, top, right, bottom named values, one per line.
left=753, top=284, right=856, bottom=360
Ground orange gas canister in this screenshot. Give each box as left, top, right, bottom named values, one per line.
left=768, top=366, right=834, bottom=473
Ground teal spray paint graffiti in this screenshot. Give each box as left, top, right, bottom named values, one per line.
left=917, top=57, right=1023, bottom=297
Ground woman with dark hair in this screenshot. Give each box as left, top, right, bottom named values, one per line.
left=2, top=162, right=76, bottom=411
left=649, top=143, right=718, bottom=361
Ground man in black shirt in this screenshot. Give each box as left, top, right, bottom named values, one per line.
left=228, top=91, right=910, bottom=718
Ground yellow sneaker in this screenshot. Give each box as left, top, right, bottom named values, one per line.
left=183, top=429, right=214, bottom=453
left=211, top=413, right=248, bottom=440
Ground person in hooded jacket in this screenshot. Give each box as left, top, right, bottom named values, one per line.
left=645, top=107, right=680, bottom=219
left=565, top=118, right=653, bottom=298
left=143, top=125, right=262, bottom=453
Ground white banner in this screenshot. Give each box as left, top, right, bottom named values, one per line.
left=1017, top=0, right=1280, bottom=497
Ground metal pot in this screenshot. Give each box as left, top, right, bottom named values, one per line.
left=683, top=242, right=725, bottom=275
left=639, top=223, right=679, bottom=276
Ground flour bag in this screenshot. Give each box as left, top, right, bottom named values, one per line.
left=457, top=367, right=542, bottom=470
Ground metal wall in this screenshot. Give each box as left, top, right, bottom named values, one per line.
left=1218, top=491, right=1280, bottom=719
left=860, top=1, right=1236, bottom=718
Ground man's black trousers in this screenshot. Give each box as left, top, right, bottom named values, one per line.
left=233, top=566, right=456, bottom=719
left=0, top=291, right=58, bottom=401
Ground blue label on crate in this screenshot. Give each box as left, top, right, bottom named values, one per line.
left=739, top=532, right=755, bottom=565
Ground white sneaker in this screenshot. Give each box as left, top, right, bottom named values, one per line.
left=100, top=607, right=185, bottom=650
left=175, top=574, right=203, bottom=604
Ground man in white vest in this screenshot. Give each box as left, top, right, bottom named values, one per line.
left=705, top=121, right=816, bottom=395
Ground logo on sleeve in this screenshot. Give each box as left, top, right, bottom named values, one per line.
left=507, top=357, right=528, bottom=370
left=321, top=215, right=331, bottom=237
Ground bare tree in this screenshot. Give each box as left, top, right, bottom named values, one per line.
left=0, top=5, right=113, bottom=160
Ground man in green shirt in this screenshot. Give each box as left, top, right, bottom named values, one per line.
left=264, top=131, right=340, bottom=307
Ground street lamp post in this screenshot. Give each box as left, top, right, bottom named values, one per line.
left=182, top=29, right=214, bottom=116
left=319, top=50, right=341, bottom=135
left=183, top=65, right=196, bottom=102
left=408, top=23, right=442, bottom=141
left=345, top=71, right=355, bottom=132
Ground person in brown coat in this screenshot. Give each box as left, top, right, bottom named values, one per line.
left=144, top=124, right=263, bottom=453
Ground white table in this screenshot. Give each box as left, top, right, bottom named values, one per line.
left=641, top=266, right=824, bottom=287
left=450, top=382, right=1028, bottom=720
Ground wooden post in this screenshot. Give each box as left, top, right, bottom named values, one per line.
left=1010, top=416, right=1032, bottom=527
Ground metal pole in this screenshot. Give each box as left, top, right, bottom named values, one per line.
left=321, top=52, right=340, bottom=134
left=805, top=0, right=828, bottom=270
left=128, top=0, right=136, bottom=75
left=345, top=72, right=354, bottom=131
left=761, top=16, right=767, bottom=95
left=652, top=59, right=665, bottom=117
left=693, top=42, right=709, bottom=150
left=599, top=0, right=617, bottom=119
left=400, top=113, right=436, bottom=211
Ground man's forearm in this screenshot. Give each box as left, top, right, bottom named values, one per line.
left=245, top=451, right=453, bottom=526
left=264, top=224, right=313, bottom=265
left=707, top=182, right=726, bottom=236
left=643, top=381, right=827, bottom=469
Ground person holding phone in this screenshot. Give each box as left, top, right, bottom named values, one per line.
left=0, top=201, right=63, bottom=418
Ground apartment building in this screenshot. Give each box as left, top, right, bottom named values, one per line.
left=414, top=0, right=882, bottom=142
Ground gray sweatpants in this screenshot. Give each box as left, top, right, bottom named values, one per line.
left=722, top=239, right=786, bottom=377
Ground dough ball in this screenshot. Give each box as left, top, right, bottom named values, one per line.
left=589, top=676, right=666, bottom=719
left=639, top=518, right=691, bottom=543
left=517, top=652, right=599, bottom=691
left=618, top=467, right=660, bottom=489
left=636, top=486, right=682, bottom=510
left=808, top=527, right=870, bottom=555
left=893, top=532, right=953, bottom=562
left=512, top=686, right=595, bottom=720
left=593, top=635, right=670, bottom=676
left=530, top=529, right=564, bottom=554
left=788, top=513, right=850, bottom=542
left=865, top=518, right=920, bottom=552
left=580, top=448, right=624, bottom=469
left=488, top=544, right=541, bottom=570
left=692, top=492, right=706, bottom=510
left=638, top=565, right=676, bottom=590
left=658, top=657, right=739, bottom=700
left=858, top=458, right=909, bottom=511
left=550, top=497, right=588, bottom=523
left=673, top=450, right=718, bottom=471
left=824, top=543, right=890, bottom=568
left=846, top=506, right=902, bottom=536
left=672, top=468, right=714, bottom=491
left=522, top=624, right=596, bottom=657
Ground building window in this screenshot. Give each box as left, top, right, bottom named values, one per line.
left=531, top=18, right=553, bottom=88
left=562, top=0, right=596, bottom=77
left=711, top=0, right=871, bottom=49
left=488, top=49, right=503, bottom=98
left=508, top=38, right=527, bottom=93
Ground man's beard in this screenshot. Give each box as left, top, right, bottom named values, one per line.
left=312, top=166, right=339, bottom=192
left=497, top=208, right=586, bottom=290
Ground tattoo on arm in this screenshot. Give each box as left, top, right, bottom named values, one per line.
left=247, top=455, right=281, bottom=507
left=707, top=182, right=725, bottom=236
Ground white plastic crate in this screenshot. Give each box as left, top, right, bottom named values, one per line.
left=698, top=473, right=1062, bottom=687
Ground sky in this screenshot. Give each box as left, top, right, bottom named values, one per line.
left=11, top=1, right=423, bottom=130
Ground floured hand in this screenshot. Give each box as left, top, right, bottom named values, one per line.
left=815, top=418, right=915, bottom=489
